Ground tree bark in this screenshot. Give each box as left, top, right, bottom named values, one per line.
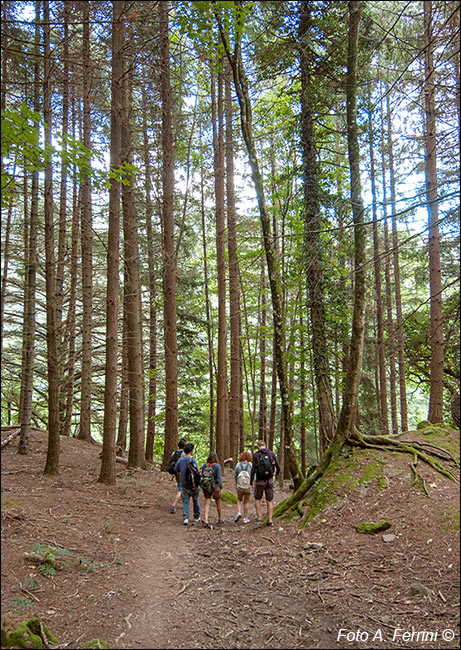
left=216, top=3, right=302, bottom=487
left=424, top=0, right=444, bottom=423
left=99, top=0, right=124, bottom=486
left=211, top=62, right=229, bottom=463
left=299, top=1, right=336, bottom=454
left=78, top=0, right=93, bottom=442
left=159, top=1, right=179, bottom=469
left=43, top=0, right=60, bottom=475
left=18, top=6, right=40, bottom=455
left=122, top=25, right=146, bottom=470
left=225, top=65, right=241, bottom=461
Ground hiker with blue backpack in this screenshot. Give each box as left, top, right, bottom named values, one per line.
left=168, top=437, right=186, bottom=514
left=200, top=451, right=223, bottom=528
left=234, top=451, right=252, bottom=524
left=250, top=440, right=281, bottom=526
left=174, top=442, right=201, bottom=526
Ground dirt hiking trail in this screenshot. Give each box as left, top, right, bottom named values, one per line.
left=1, top=428, right=459, bottom=649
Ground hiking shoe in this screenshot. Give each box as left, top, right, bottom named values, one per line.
left=170, top=506, right=176, bottom=514
left=255, top=519, right=263, bottom=525
left=242, top=518, right=250, bottom=524
left=193, top=517, right=201, bottom=523
left=183, top=519, right=189, bottom=526
left=217, top=519, right=224, bottom=525
left=202, top=521, right=210, bottom=528
left=267, top=521, right=274, bottom=526
left=234, top=513, right=242, bottom=523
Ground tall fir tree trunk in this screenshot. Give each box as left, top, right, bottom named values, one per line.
left=141, top=81, right=157, bottom=464
left=159, top=1, right=179, bottom=468
left=225, top=66, right=241, bottom=461
left=18, top=7, right=40, bottom=454
left=211, top=64, right=229, bottom=462
left=258, top=262, right=267, bottom=442
left=335, top=0, right=367, bottom=443
left=424, top=0, right=444, bottom=423
left=43, top=0, right=60, bottom=475
left=200, top=121, right=215, bottom=449
left=99, top=0, right=124, bottom=485
left=216, top=4, right=302, bottom=486
left=122, top=27, right=146, bottom=470
left=78, top=0, right=93, bottom=442
left=299, top=1, right=336, bottom=453
left=367, top=84, right=388, bottom=435
left=386, top=94, right=408, bottom=432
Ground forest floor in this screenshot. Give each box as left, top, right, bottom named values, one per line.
left=1, top=427, right=460, bottom=650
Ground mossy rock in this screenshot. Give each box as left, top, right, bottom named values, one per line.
left=82, top=639, right=111, bottom=649
left=417, top=420, right=432, bottom=430
left=221, top=489, right=238, bottom=504
left=2, top=617, right=57, bottom=649
left=355, top=520, right=392, bottom=534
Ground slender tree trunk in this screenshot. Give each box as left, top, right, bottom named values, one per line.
left=211, top=63, right=229, bottom=462
left=122, top=27, right=146, bottom=470
left=142, top=81, right=157, bottom=464
left=225, top=65, right=241, bottom=461
left=78, top=0, right=93, bottom=442
left=424, top=0, right=444, bottom=423
left=159, top=1, right=179, bottom=468
left=367, top=84, right=388, bottom=435
left=216, top=5, right=302, bottom=486
left=200, top=121, right=215, bottom=449
left=258, top=262, right=267, bottom=442
left=386, top=94, right=408, bottom=432
left=18, top=7, right=40, bottom=454
left=43, top=0, right=60, bottom=475
left=62, top=92, right=79, bottom=439
left=99, top=0, right=124, bottom=486
left=335, top=0, right=367, bottom=443
left=380, top=91, right=398, bottom=434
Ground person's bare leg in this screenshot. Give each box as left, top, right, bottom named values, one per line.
left=243, top=494, right=249, bottom=519
left=216, top=498, right=222, bottom=520
left=267, top=500, right=273, bottom=523
left=255, top=499, right=262, bottom=521
left=203, top=498, right=211, bottom=523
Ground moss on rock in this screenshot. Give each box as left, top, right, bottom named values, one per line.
left=2, top=617, right=57, bottom=649
left=355, top=520, right=392, bottom=534
left=221, top=489, right=237, bottom=504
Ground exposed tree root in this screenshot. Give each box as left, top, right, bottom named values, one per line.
left=273, top=428, right=458, bottom=524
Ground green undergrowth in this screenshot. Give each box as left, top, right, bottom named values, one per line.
left=300, top=423, right=459, bottom=527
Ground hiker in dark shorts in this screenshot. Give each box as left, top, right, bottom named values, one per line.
left=250, top=440, right=280, bottom=526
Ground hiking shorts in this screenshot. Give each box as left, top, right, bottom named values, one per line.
left=203, top=486, right=221, bottom=500
left=253, top=479, right=274, bottom=502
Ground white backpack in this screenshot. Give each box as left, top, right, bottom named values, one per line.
left=236, top=463, right=251, bottom=493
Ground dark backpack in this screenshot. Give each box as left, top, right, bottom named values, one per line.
left=200, top=464, right=215, bottom=493
left=184, top=459, right=201, bottom=491
left=167, top=449, right=183, bottom=475
left=256, top=451, right=274, bottom=480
